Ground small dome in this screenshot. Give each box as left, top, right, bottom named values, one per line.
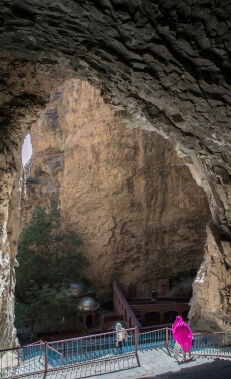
left=77, top=297, right=99, bottom=312
left=69, top=282, right=86, bottom=296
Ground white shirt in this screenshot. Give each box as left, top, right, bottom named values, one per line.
left=117, top=328, right=126, bottom=341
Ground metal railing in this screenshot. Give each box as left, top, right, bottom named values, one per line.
left=138, top=328, right=167, bottom=350
left=47, top=327, right=137, bottom=368
left=0, top=342, right=45, bottom=378
left=166, top=328, right=231, bottom=357
left=1, top=327, right=231, bottom=378
left=47, top=345, right=63, bottom=366
left=0, top=328, right=137, bottom=378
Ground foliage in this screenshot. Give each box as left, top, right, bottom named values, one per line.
left=15, top=203, right=86, bottom=334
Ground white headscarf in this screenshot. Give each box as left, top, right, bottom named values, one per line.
left=116, top=322, right=122, bottom=331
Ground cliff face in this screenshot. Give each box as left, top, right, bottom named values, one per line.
left=0, top=53, right=73, bottom=348
left=1, top=1, right=231, bottom=346
left=189, top=224, right=231, bottom=332
left=24, top=79, right=210, bottom=301
left=0, top=156, right=24, bottom=349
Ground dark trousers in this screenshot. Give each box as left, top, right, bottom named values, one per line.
left=118, top=341, right=123, bottom=354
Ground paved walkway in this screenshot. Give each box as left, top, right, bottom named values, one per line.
left=17, top=348, right=231, bottom=378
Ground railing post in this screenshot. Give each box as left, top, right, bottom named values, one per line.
left=165, top=327, right=168, bottom=349
left=18, top=347, right=20, bottom=367
left=44, top=342, right=48, bottom=374
left=135, top=326, right=138, bottom=355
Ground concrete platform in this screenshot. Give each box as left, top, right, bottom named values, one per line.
left=14, top=348, right=231, bottom=378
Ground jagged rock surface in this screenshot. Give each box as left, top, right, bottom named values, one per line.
left=0, top=1, right=231, bottom=345
left=189, top=225, right=231, bottom=331
left=24, top=79, right=210, bottom=301
left=0, top=153, right=23, bottom=349
left=0, top=54, right=72, bottom=348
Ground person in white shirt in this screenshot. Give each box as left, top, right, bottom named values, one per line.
left=115, top=322, right=127, bottom=354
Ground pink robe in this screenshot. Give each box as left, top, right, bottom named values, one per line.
left=172, top=315, right=192, bottom=353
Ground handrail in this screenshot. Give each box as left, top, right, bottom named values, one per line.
left=47, top=345, right=63, bottom=364
left=140, top=323, right=172, bottom=330
left=0, top=341, right=44, bottom=353
left=29, top=340, right=43, bottom=345
left=139, top=327, right=167, bottom=336
left=47, top=327, right=136, bottom=345
left=166, top=327, right=228, bottom=335
left=132, top=303, right=189, bottom=307
left=113, top=281, right=141, bottom=329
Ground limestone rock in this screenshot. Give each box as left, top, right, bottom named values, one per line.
left=24, top=79, right=210, bottom=302
left=189, top=225, right=231, bottom=331
left=0, top=153, right=23, bottom=349
left=0, top=1, right=231, bottom=346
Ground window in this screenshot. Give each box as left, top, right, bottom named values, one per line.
left=79, top=315, right=83, bottom=323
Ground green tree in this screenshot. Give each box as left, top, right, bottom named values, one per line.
left=15, top=203, right=87, bottom=335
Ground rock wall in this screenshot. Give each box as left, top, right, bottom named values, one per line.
left=0, top=1, right=231, bottom=345
left=1, top=1, right=231, bottom=237
left=0, top=53, right=72, bottom=348
left=24, top=79, right=210, bottom=301
left=0, top=150, right=23, bottom=349
left=189, top=225, right=231, bottom=331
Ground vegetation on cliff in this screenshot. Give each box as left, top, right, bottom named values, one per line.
left=15, top=203, right=86, bottom=335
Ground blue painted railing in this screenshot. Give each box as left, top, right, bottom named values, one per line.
left=22, top=341, right=43, bottom=361
left=48, top=328, right=136, bottom=367
left=1, top=327, right=231, bottom=378
left=47, top=345, right=63, bottom=365
left=167, top=328, right=231, bottom=357
left=21, top=328, right=231, bottom=369
left=22, top=340, right=63, bottom=366
left=138, top=328, right=166, bottom=350
left=191, top=332, right=231, bottom=356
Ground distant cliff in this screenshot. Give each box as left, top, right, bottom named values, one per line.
left=23, top=79, right=210, bottom=301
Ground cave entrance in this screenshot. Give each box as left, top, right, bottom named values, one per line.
left=13, top=78, right=212, bottom=344
left=1, top=1, right=231, bottom=351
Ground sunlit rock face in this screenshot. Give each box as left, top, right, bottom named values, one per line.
left=0, top=54, right=72, bottom=348
left=189, top=225, right=231, bottom=331
left=0, top=1, right=231, bottom=345
left=23, top=79, right=210, bottom=302
left=0, top=1, right=231, bottom=236
left=0, top=151, right=23, bottom=349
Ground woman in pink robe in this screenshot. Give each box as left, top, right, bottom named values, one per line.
left=172, top=315, right=192, bottom=361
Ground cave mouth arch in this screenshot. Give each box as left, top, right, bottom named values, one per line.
left=11, top=77, right=211, bottom=347
left=0, top=1, right=231, bottom=348
left=0, top=62, right=226, bottom=349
